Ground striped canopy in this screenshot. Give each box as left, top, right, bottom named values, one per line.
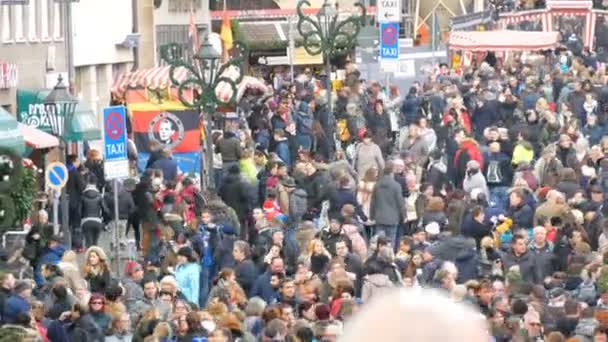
left=111, top=66, right=269, bottom=103
left=448, top=30, right=560, bottom=52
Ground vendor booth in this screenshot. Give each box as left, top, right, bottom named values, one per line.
left=448, top=30, right=560, bottom=70
left=451, top=0, right=606, bottom=51
left=110, top=66, right=270, bottom=178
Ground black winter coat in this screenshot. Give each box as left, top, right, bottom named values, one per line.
left=81, top=187, right=107, bottom=221
left=234, top=259, right=258, bottom=296
left=219, top=174, right=253, bottom=220
left=501, top=250, right=536, bottom=283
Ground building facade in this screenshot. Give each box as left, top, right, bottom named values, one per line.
left=0, top=0, right=67, bottom=113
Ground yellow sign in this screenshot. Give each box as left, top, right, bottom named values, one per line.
left=293, top=47, right=323, bottom=65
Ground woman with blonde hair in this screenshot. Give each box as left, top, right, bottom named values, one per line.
left=306, top=239, right=332, bottom=275
left=82, top=246, right=111, bottom=294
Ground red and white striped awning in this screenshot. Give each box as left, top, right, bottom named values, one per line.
left=449, top=30, right=560, bottom=51
left=112, top=66, right=270, bottom=103
left=209, top=6, right=376, bottom=20
left=111, top=66, right=190, bottom=95
left=17, top=123, right=59, bottom=149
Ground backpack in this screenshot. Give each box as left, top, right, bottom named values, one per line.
left=289, top=189, right=308, bottom=224
left=576, top=280, right=597, bottom=305
left=486, top=160, right=504, bottom=184
left=337, top=119, right=351, bottom=142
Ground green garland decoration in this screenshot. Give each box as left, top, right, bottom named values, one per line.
left=0, top=147, right=24, bottom=193
left=11, top=167, right=37, bottom=224
left=296, top=0, right=365, bottom=57
left=0, top=194, right=16, bottom=229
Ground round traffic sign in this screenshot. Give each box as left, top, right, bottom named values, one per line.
left=45, top=162, right=68, bottom=191
left=105, top=111, right=125, bottom=140
left=382, top=25, right=397, bottom=46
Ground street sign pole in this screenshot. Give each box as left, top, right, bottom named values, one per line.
left=103, top=105, right=129, bottom=278
left=53, top=190, right=59, bottom=235
left=45, top=161, right=69, bottom=240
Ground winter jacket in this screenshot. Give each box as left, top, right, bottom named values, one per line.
left=426, top=236, right=478, bottom=282
left=401, top=95, right=420, bottom=125
left=370, top=174, right=405, bottom=226
left=103, top=183, right=135, bottom=221
left=529, top=243, right=555, bottom=284
left=463, top=170, right=490, bottom=200
left=66, top=314, right=104, bottom=342
left=81, top=186, right=106, bottom=224
left=361, top=273, right=395, bottom=303
left=462, top=216, right=492, bottom=249
left=327, top=187, right=367, bottom=221
left=175, top=262, right=201, bottom=305
left=501, top=250, right=536, bottom=283
left=122, top=276, right=144, bottom=311
left=361, top=273, right=393, bottom=303
left=401, top=136, right=429, bottom=167
left=215, top=132, right=242, bottom=162
left=301, top=169, right=330, bottom=210
left=453, top=139, right=483, bottom=188
left=2, top=294, right=31, bottom=324
left=273, top=138, right=291, bottom=167
left=39, top=244, right=67, bottom=266
left=251, top=271, right=279, bottom=304
left=354, top=141, right=385, bottom=177
left=219, top=174, right=253, bottom=220
left=150, top=157, right=178, bottom=182
left=90, top=311, right=111, bottom=333
left=534, top=157, right=563, bottom=188
left=85, top=269, right=111, bottom=295
left=508, top=203, right=534, bottom=229
left=234, top=258, right=258, bottom=296
left=483, top=152, right=513, bottom=187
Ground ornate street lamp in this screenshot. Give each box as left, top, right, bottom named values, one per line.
left=44, top=75, right=79, bottom=141
left=297, top=0, right=365, bottom=109
left=44, top=74, right=78, bottom=245
left=160, top=37, right=245, bottom=190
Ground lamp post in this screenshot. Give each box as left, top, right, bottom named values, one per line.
left=161, top=37, right=245, bottom=190
left=44, top=74, right=78, bottom=244
left=296, top=0, right=365, bottom=110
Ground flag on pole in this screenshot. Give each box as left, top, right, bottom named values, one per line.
left=220, top=11, right=233, bottom=54
left=188, top=9, right=200, bottom=55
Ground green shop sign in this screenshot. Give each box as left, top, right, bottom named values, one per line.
left=17, top=89, right=52, bottom=133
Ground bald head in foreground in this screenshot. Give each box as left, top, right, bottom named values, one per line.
left=340, top=288, right=489, bottom=342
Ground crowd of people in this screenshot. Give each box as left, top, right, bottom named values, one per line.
left=6, top=44, right=608, bottom=342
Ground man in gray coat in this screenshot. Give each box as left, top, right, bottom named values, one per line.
left=370, top=161, right=406, bottom=249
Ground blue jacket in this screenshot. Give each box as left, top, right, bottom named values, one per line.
left=251, top=271, right=278, bottom=304
left=2, top=295, right=31, bottom=324
left=150, top=157, right=178, bottom=182
left=39, top=245, right=67, bottom=265
left=175, top=262, right=201, bottom=305
left=191, top=224, right=221, bottom=270
left=274, top=139, right=291, bottom=167
left=401, top=95, right=420, bottom=125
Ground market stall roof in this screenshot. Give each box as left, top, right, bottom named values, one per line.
left=17, top=123, right=59, bottom=149
left=112, top=66, right=270, bottom=102
left=448, top=30, right=560, bottom=51
left=0, top=108, right=25, bottom=155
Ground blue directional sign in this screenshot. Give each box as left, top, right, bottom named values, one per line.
left=45, top=162, right=68, bottom=190
left=103, top=106, right=128, bottom=162
left=379, top=22, right=399, bottom=59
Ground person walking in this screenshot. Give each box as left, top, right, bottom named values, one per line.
left=81, top=174, right=108, bottom=248
left=370, top=162, right=406, bottom=249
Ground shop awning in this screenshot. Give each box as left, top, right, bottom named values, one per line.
left=17, top=123, right=59, bottom=149
left=448, top=30, right=560, bottom=51
left=0, top=108, right=25, bottom=154
left=111, top=65, right=190, bottom=96
left=65, top=103, right=101, bottom=142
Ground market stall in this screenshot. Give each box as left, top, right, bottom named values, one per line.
left=448, top=30, right=560, bottom=70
